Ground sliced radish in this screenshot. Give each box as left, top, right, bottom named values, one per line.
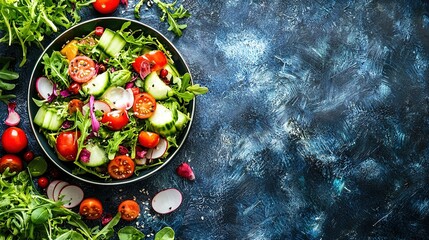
left=46, top=180, right=62, bottom=200
left=82, top=100, right=111, bottom=116
left=36, top=76, right=55, bottom=100
left=151, top=188, right=183, bottom=214
left=59, top=185, right=84, bottom=208
left=53, top=181, right=70, bottom=201
left=146, top=138, right=168, bottom=159
left=101, top=86, right=134, bottom=110
left=5, top=102, right=20, bottom=126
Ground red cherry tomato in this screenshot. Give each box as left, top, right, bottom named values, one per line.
left=23, top=150, right=35, bottom=162
left=138, top=131, right=160, bottom=149
left=1, top=127, right=28, bottom=153
left=133, top=93, right=156, bottom=119
left=132, top=50, right=168, bottom=73
left=93, top=0, right=120, bottom=14
left=68, top=82, right=82, bottom=95
left=0, top=154, right=23, bottom=173
left=37, top=176, right=49, bottom=188
left=68, top=56, right=96, bottom=83
left=101, top=109, right=129, bottom=130
left=107, top=155, right=135, bottom=180
left=130, top=87, right=140, bottom=95
left=56, top=131, right=80, bottom=161
left=118, top=200, right=140, bottom=221
left=79, top=198, right=104, bottom=220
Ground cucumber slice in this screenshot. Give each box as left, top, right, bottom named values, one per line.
left=144, top=72, right=173, bottom=100
left=34, top=106, right=47, bottom=127
left=175, top=110, right=190, bottom=130
left=34, top=106, right=64, bottom=131
left=105, top=34, right=126, bottom=57
left=98, top=29, right=116, bottom=53
left=164, top=63, right=179, bottom=77
left=82, top=71, right=110, bottom=97
left=81, top=143, right=108, bottom=167
left=149, top=103, right=177, bottom=136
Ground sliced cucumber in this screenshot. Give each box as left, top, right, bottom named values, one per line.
left=98, top=28, right=126, bottom=57
left=34, top=106, right=64, bottom=131
left=82, top=71, right=110, bottom=97
left=98, top=29, right=115, bottom=53
left=175, top=110, right=190, bottom=130
left=149, top=103, right=177, bottom=136
left=144, top=72, right=173, bottom=100
left=81, top=143, right=108, bottom=167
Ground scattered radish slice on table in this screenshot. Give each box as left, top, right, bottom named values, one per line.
left=5, top=102, right=20, bottom=126
left=46, top=180, right=61, bottom=200
left=53, top=181, right=70, bottom=201
left=176, top=162, right=195, bottom=181
left=151, top=188, right=183, bottom=214
left=60, top=185, right=84, bottom=208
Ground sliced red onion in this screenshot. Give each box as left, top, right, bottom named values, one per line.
left=101, top=213, right=113, bottom=225
left=89, top=95, right=100, bottom=133
left=125, top=82, right=134, bottom=89
left=47, top=83, right=58, bottom=102
left=136, top=146, right=147, bottom=159
left=60, top=89, right=71, bottom=98
left=139, top=60, right=151, bottom=79
left=79, top=148, right=91, bottom=163
left=5, top=102, right=20, bottom=126
left=120, top=0, right=128, bottom=5
left=118, top=145, right=129, bottom=155
left=61, top=120, right=73, bottom=129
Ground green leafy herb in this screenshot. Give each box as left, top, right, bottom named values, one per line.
left=42, top=51, right=70, bottom=89
left=134, top=0, right=145, bottom=19
left=155, top=227, right=175, bottom=240
left=118, top=226, right=146, bottom=240
left=0, top=57, right=18, bottom=104
left=154, top=0, right=191, bottom=36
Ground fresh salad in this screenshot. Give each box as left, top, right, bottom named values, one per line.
left=32, top=22, right=207, bottom=181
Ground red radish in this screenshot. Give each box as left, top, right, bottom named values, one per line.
left=176, top=162, right=195, bottom=181
left=145, top=138, right=168, bottom=159
left=101, top=87, right=134, bottom=110
left=53, top=181, right=70, bottom=201
left=151, top=188, right=183, bottom=214
left=59, top=185, right=84, bottom=208
left=47, top=180, right=62, bottom=200
left=82, top=100, right=111, bottom=116
left=5, top=102, right=20, bottom=126
left=35, top=76, right=55, bottom=100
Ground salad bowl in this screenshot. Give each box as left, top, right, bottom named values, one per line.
left=27, top=17, right=195, bottom=185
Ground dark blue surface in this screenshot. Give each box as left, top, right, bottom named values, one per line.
left=1, top=0, right=429, bottom=239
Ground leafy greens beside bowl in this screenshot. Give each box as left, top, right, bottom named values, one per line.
left=27, top=17, right=207, bottom=185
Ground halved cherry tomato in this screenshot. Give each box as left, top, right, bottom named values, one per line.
left=68, top=82, right=82, bottom=95
left=101, top=109, right=129, bottom=130
left=68, top=56, right=96, bottom=83
left=1, top=127, right=28, bottom=153
left=130, top=87, right=140, bottom=95
left=118, top=200, right=140, bottom=221
left=0, top=154, right=23, bottom=173
left=107, top=155, right=135, bottom=179
left=132, top=50, right=168, bottom=73
left=138, top=131, right=160, bottom=148
left=79, top=198, right=104, bottom=220
left=56, top=131, right=80, bottom=161
left=68, top=99, right=84, bottom=114
left=133, top=93, right=156, bottom=119
left=93, top=0, right=120, bottom=14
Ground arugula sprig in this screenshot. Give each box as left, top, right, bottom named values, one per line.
left=154, top=0, right=191, bottom=37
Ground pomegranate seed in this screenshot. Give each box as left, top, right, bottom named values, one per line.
left=160, top=69, right=168, bottom=78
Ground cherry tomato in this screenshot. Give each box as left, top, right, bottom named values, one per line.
left=68, top=56, right=96, bottom=83
left=79, top=198, right=104, bottom=220
left=1, top=127, right=28, bottom=153
left=95, top=26, right=104, bottom=36
left=37, top=176, right=49, bottom=189
left=56, top=131, right=80, bottom=161
left=138, top=131, right=160, bottom=148
left=23, top=150, right=35, bottom=162
left=68, top=99, right=84, bottom=114
left=0, top=154, right=23, bottom=173
left=107, top=155, right=135, bottom=180
left=133, top=93, right=156, bottom=119
left=130, top=87, right=140, bottom=95
left=68, top=82, right=82, bottom=95
left=101, top=109, right=129, bottom=130
left=118, top=200, right=140, bottom=221
left=93, top=0, right=120, bottom=14
left=132, top=50, right=168, bottom=73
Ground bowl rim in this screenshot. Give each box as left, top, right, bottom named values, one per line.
left=27, top=17, right=195, bottom=185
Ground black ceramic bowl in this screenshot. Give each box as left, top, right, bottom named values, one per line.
left=27, top=17, right=194, bottom=185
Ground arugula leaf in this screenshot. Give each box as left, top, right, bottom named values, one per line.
left=153, top=0, right=191, bottom=36
left=42, top=51, right=70, bottom=89
left=154, top=227, right=175, bottom=240
left=118, top=226, right=146, bottom=240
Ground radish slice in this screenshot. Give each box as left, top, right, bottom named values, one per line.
left=5, top=102, right=20, bottom=126
left=82, top=100, right=111, bottom=116
left=146, top=138, right=168, bottom=159
left=46, top=180, right=61, bottom=200
left=151, top=188, right=183, bottom=214
left=36, top=76, right=55, bottom=100
left=59, top=185, right=84, bottom=208
left=53, top=181, right=70, bottom=201
left=101, top=87, right=134, bottom=110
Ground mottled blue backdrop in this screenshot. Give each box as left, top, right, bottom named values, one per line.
left=1, top=0, right=429, bottom=239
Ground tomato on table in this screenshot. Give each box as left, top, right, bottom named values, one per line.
left=79, top=198, right=103, bottom=220
left=0, top=154, right=23, bottom=173
left=132, top=50, right=168, bottom=73
left=118, top=200, right=140, bottom=221
left=101, top=109, right=129, bottom=130
left=56, top=131, right=80, bottom=161
left=1, top=127, right=28, bottom=153
left=93, top=0, right=120, bottom=14
left=138, top=131, right=160, bottom=148
left=68, top=56, right=96, bottom=83
left=107, top=155, right=135, bottom=179
left=133, top=93, right=156, bottom=119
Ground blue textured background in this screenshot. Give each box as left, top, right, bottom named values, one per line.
left=1, top=0, right=429, bottom=239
